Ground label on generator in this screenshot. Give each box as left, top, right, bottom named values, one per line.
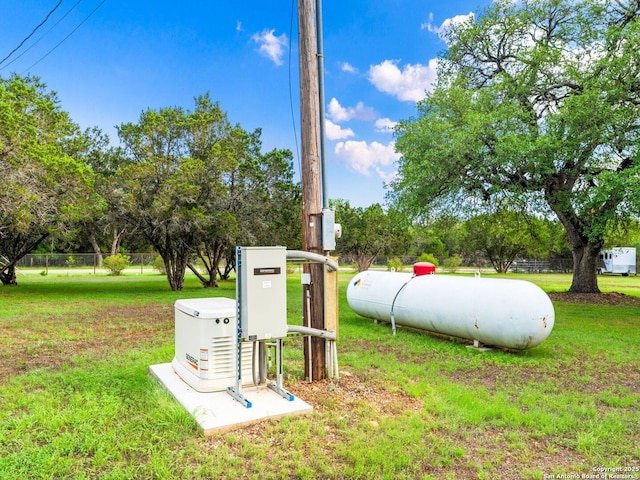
left=199, top=348, right=209, bottom=378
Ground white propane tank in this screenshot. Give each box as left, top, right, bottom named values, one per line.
left=347, top=270, right=554, bottom=350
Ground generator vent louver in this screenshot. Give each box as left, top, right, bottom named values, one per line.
left=210, top=336, right=234, bottom=377
left=209, top=336, right=253, bottom=378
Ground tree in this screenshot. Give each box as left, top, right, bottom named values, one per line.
left=392, top=0, right=640, bottom=293
left=0, top=75, right=100, bottom=285
left=195, top=133, right=301, bottom=286
left=115, top=94, right=297, bottom=290
left=462, top=208, right=545, bottom=273
left=183, top=117, right=250, bottom=288
left=408, top=223, right=450, bottom=263
left=185, top=126, right=300, bottom=287
left=332, top=200, right=410, bottom=271
left=604, top=219, right=640, bottom=249
left=79, top=128, right=135, bottom=261
left=250, top=148, right=302, bottom=250
left=117, top=94, right=241, bottom=291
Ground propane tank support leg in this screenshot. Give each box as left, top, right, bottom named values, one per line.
left=465, top=340, right=493, bottom=352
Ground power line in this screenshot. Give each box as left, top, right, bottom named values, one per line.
left=0, top=0, right=63, bottom=66
left=289, top=0, right=302, bottom=181
left=22, top=0, right=108, bottom=74
left=0, top=0, right=84, bottom=72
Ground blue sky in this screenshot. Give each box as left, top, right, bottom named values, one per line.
left=1, top=0, right=491, bottom=207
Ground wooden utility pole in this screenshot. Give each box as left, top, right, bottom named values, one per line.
left=298, top=0, right=325, bottom=381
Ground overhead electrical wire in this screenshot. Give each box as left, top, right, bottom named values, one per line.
left=0, top=0, right=84, bottom=72
left=0, top=0, right=64, bottom=66
left=22, top=0, right=108, bottom=74
left=288, top=0, right=302, bottom=180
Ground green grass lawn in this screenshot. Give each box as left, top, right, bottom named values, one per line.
left=0, top=271, right=638, bottom=479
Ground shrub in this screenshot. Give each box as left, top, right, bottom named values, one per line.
left=387, top=257, right=404, bottom=272
left=153, top=255, right=167, bottom=275
left=103, top=254, right=131, bottom=276
left=443, top=254, right=462, bottom=273
left=416, top=253, right=439, bottom=267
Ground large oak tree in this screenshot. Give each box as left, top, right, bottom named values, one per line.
left=391, top=0, right=640, bottom=293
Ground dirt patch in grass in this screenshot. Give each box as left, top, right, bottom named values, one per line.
left=449, top=357, right=640, bottom=395
left=287, top=369, right=423, bottom=418
left=548, top=291, right=640, bottom=306
left=445, top=427, right=588, bottom=479
left=0, top=304, right=173, bottom=383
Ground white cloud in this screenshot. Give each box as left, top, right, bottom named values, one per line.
left=340, top=62, right=357, bottom=73
left=325, top=119, right=355, bottom=140
left=368, top=59, right=437, bottom=102
left=334, top=140, right=400, bottom=180
left=378, top=168, right=398, bottom=185
left=327, top=97, right=376, bottom=123
left=236, top=21, right=243, bottom=32
left=375, top=118, right=398, bottom=133
left=422, top=12, right=475, bottom=41
left=252, top=29, right=288, bottom=66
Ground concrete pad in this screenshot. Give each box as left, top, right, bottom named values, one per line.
left=149, top=363, right=313, bottom=435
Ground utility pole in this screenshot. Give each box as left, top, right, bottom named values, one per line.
left=298, top=0, right=325, bottom=381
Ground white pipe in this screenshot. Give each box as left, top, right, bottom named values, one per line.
left=252, top=341, right=260, bottom=386
left=286, top=250, right=339, bottom=271
left=325, top=340, right=332, bottom=378
left=305, top=289, right=313, bottom=383
left=330, top=341, right=337, bottom=379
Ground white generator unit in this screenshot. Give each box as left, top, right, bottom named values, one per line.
left=172, top=297, right=253, bottom=393
left=598, top=247, right=637, bottom=276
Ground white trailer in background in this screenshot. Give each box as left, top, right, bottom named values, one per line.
left=598, top=247, right=637, bottom=276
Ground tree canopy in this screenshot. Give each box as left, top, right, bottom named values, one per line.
left=0, top=76, right=301, bottom=290
left=116, top=94, right=300, bottom=291
left=462, top=208, right=547, bottom=273
left=332, top=200, right=410, bottom=271
left=0, top=75, right=100, bottom=285
left=391, top=0, right=640, bottom=293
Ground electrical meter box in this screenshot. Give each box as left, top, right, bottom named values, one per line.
left=236, top=246, right=288, bottom=341
left=172, top=297, right=253, bottom=393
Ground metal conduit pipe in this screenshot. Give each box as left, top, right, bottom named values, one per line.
left=287, top=324, right=337, bottom=340
left=389, top=274, right=416, bottom=336
left=286, top=250, right=339, bottom=272
left=251, top=341, right=268, bottom=386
